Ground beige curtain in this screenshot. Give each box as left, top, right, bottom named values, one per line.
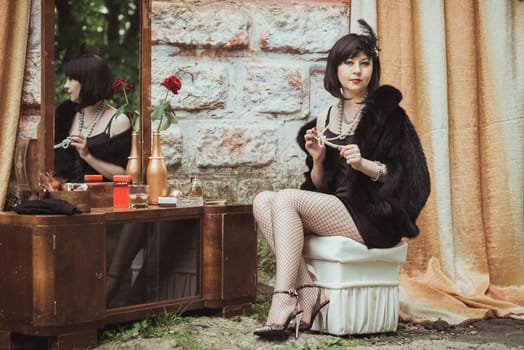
left=351, top=0, right=524, bottom=324
left=0, top=0, right=32, bottom=210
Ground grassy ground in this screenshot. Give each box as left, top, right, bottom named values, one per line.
left=96, top=313, right=524, bottom=350
left=94, top=234, right=524, bottom=349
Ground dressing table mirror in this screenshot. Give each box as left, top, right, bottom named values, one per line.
left=39, top=0, right=151, bottom=181
left=41, top=0, right=198, bottom=309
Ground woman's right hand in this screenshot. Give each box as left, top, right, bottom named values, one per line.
left=69, top=133, right=90, bottom=158
left=304, top=127, right=326, bottom=162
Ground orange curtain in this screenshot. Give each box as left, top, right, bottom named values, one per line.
left=358, top=0, right=524, bottom=324
left=0, top=0, right=32, bottom=210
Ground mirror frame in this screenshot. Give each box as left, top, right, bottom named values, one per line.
left=39, top=0, right=151, bottom=184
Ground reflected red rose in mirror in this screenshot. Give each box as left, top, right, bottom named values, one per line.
left=112, top=78, right=135, bottom=96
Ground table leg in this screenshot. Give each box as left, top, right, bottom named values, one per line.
left=48, top=329, right=97, bottom=350
left=0, top=331, right=11, bottom=350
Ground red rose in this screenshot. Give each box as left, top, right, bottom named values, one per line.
left=161, top=75, right=182, bottom=95
left=113, top=78, right=134, bottom=96
left=152, top=75, right=182, bottom=132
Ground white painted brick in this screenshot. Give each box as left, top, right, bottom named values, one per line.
left=243, top=63, right=304, bottom=114
left=195, top=123, right=278, bottom=167
left=152, top=2, right=250, bottom=49
left=260, top=4, right=348, bottom=54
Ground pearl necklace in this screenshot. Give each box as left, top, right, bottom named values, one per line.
left=314, top=99, right=366, bottom=149
left=336, top=99, right=365, bottom=138
left=78, top=100, right=107, bottom=137
left=54, top=100, right=107, bottom=149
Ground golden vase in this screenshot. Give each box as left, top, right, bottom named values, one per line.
left=146, top=132, right=168, bottom=204
left=126, top=131, right=141, bottom=184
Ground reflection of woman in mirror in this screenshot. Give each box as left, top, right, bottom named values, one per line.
left=54, top=53, right=132, bottom=182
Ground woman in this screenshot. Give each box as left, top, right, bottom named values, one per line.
left=54, top=53, right=132, bottom=182
left=253, top=19, right=430, bottom=338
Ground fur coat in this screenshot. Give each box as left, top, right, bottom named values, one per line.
left=297, top=85, right=431, bottom=248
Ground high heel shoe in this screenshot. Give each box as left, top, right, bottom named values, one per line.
left=254, top=289, right=303, bottom=339
left=289, top=284, right=330, bottom=331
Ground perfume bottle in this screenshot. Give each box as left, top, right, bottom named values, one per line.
left=113, top=175, right=132, bottom=208
left=186, top=177, right=204, bottom=206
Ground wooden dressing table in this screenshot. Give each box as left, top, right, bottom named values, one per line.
left=10, top=2, right=259, bottom=348
left=0, top=202, right=256, bottom=349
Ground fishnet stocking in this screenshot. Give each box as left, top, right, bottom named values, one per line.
left=253, top=189, right=364, bottom=327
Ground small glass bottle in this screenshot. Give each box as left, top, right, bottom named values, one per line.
left=113, top=175, right=132, bottom=208
left=187, top=177, right=204, bottom=205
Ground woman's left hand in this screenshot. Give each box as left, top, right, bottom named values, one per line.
left=338, top=144, right=363, bottom=169
left=69, top=134, right=90, bottom=158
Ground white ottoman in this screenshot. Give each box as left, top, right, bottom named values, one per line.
left=303, top=235, right=408, bottom=336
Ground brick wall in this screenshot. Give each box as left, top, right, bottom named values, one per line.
left=13, top=0, right=349, bottom=206
left=151, top=0, right=348, bottom=202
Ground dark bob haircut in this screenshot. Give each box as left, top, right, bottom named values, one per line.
left=63, top=54, right=114, bottom=108
left=324, top=19, right=381, bottom=100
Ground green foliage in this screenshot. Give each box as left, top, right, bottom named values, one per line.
left=316, top=337, right=351, bottom=349
left=102, top=319, right=151, bottom=342
left=101, top=309, right=191, bottom=342
left=250, top=298, right=270, bottom=322
left=54, top=0, right=140, bottom=112
left=179, top=342, right=220, bottom=350
left=151, top=89, right=179, bottom=132
left=151, top=308, right=190, bottom=328
left=257, top=230, right=276, bottom=281
left=276, top=337, right=363, bottom=350
left=150, top=100, right=178, bottom=132
left=277, top=341, right=312, bottom=350
left=131, top=110, right=140, bottom=131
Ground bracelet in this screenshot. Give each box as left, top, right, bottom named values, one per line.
left=371, top=161, right=385, bottom=182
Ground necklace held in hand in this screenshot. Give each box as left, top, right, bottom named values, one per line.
left=54, top=100, right=107, bottom=149
left=314, top=98, right=366, bottom=149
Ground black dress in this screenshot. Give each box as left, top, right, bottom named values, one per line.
left=54, top=100, right=132, bottom=182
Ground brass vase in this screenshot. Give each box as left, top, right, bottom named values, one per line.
left=146, top=131, right=168, bottom=204
left=126, top=131, right=141, bottom=184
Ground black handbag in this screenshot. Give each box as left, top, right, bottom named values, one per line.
left=14, top=198, right=81, bottom=215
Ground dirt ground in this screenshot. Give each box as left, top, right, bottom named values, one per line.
left=95, top=315, right=524, bottom=350
left=94, top=282, right=524, bottom=349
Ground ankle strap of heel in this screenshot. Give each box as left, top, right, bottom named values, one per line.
left=272, top=289, right=298, bottom=297
left=296, top=284, right=318, bottom=291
